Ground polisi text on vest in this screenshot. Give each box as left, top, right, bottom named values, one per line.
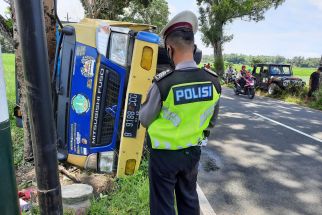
left=173, top=83, right=213, bottom=105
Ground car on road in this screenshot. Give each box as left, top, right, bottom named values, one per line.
left=252, top=64, right=305, bottom=95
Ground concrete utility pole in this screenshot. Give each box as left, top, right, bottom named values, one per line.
left=0, top=46, right=20, bottom=214
left=14, top=0, right=63, bottom=214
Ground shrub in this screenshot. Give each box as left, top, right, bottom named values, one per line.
left=310, top=88, right=322, bottom=110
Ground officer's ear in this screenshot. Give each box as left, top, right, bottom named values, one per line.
left=167, top=46, right=171, bottom=54
left=167, top=45, right=173, bottom=57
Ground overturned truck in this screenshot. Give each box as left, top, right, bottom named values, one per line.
left=17, top=18, right=202, bottom=177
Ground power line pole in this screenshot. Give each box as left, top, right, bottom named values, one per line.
left=0, top=46, right=20, bottom=214
left=65, top=13, right=71, bottom=22
left=14, top=0, right=63, bottom=214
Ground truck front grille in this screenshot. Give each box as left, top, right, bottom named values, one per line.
left=91, top=65, right=121, bottom=147
left=100, top=71, right=120, bottom=145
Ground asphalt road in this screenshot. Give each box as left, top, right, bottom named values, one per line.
left=198, top=87, right=322, bottom=215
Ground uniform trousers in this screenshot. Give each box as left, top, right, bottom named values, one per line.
left=149, top=145, right=201, bottom=215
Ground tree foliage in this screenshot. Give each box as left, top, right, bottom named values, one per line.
left=122, top=0, right=169, bottom=33
left=203, top=53, right=321, bottom=68
left=80, top=0, right=153, bottom=20
left=0, top=0, right=14, bottom=47
left=197, top=0, right=285, bottom=75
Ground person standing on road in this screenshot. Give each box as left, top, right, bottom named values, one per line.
left=139, top=11, right=221, bottom=215
left=308, top=67, right=321, bottom=97
left=225, top=65, right=236, bottom=84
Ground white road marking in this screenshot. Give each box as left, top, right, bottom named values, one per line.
left=221, top=95, right=234, bottom=100
left=197, top=183, right=216, bottom=215
left=254, top=113, right=322, bottom=143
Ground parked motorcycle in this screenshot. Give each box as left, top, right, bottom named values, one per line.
left=234, top=76, right=255, bottom=99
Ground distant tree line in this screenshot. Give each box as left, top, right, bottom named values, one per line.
left=202, top=54, right=321, bottom=68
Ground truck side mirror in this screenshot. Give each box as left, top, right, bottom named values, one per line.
left=62, top=26, right=74, bottom=35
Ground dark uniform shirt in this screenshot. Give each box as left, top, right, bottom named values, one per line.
left=139, top=60, right=220, bottom=128
left=310, top=71, right=320, bottom=90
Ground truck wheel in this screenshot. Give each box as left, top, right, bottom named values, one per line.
left=268, top=83, right=280, bottom=95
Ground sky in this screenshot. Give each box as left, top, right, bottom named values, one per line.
left=1, top=0, right=321, bottom=58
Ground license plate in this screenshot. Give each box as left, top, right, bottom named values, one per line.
left=123, top=93, right=142, bottom=138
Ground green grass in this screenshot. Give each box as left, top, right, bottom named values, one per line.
left=293, top=67, right=315, bottom=77
left=20, top=159, right=150, bottom=214
left=2, top=53, right=24, bottom=167
left=89, top=160, right=150, bottom=215
left=293, top=67, right=315, bottom=84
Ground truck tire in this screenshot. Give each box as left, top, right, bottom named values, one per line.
left=268, top=83, right=280, bottom=95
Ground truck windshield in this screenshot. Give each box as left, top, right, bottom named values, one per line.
left=270, top=66, right=291, bottom=76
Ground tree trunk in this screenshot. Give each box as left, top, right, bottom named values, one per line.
left=43, top=0, right=56, bottom=76
left=212, top=24, right=225, bottom=77
left=11, top=0, right=56, bottom=161
left=213, top=40, right=224, bottom=77
left=14, top=35, right=33, bottom=161
left=10, top=0, right=34, bottom=161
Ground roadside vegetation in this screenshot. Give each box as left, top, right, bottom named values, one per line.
left=89, top=160, right=149, bottom=215
left=22, top=159, right=151, bottom=215
left=255, top=86, right=322, bottom=111
left=3, top=53, right=24, bottom=167
left=203, top=54, right=321, bottom=69
left=23, top=160, right=150, bottom=215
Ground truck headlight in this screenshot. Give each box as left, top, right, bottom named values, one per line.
left=99, top=151, right=114, bottom=173
left=109, top=33, right=129, bottom=66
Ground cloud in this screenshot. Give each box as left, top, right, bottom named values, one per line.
left=223, top=31, right=322, bottom=58
left=309, top=0, right=322, bottom=11
left=168, top=3, right=177, bottom=19
left=57, top=0, right=84, bottom=22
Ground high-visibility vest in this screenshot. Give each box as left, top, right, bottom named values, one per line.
left=148, top=68, right=221, bottom=150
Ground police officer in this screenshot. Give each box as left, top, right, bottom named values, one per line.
left=139, top=10, right=221, bottom=215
